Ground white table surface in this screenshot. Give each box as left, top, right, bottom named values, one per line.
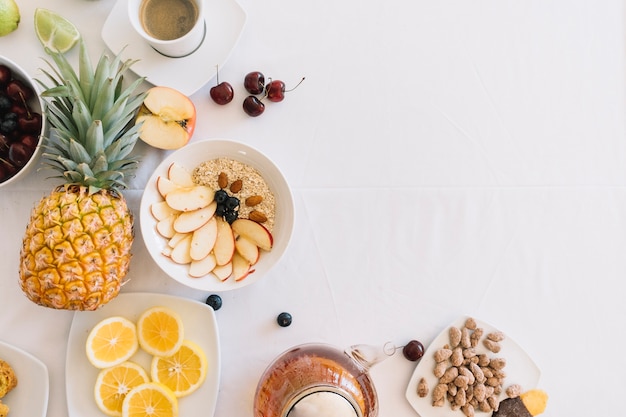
left=1, top=0, right=624, bottom=416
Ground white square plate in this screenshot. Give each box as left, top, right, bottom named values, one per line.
left=405, top=316, right=540, bottom=417
left=102, top=0, right=246, bottom=96
left=66, top=292, right=220, bottom=417
left=0, top=341, right=49, bottom=417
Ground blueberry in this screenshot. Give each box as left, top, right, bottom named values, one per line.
left=0, top=94, right=10, bottom=112
left=225, top=196, right=240, bottom=210
left=224, top=210, right=238, bottom=224
left=0, top=117, right=17, bottom=134
left=277, top=312, right=292, bottom=327
left=215, top=204, right=226, bottom=217
left=205, top=294, right=222, bottom=311
left=214, top=189, right=228, bottom=204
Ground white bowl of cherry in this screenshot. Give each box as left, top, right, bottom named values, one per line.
left=0, top=56, right=47, bottom=188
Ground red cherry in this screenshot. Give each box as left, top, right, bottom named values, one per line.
left=402, top=340, right=425, bottom=361
left=209, top=65, right=234, bottom=105
left=18, top=112, right=42, bottom=134
left=244, top=71, right=265, bottom=95
left=8, top=141, right=33, bottom=167
left=242, top=95, right=265, bottom=117
left=266, top=77, right=305, bottom=103
left=19, top=134, right=38, bottom=149
left=6, top=79, right=33, bottom=102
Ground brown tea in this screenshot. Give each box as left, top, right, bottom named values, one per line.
left=139, top=0, right=199, bottom=41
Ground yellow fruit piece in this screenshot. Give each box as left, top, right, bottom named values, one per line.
left=86, top=316, right=139, bottom=369
left=0, top=0, right=19, bottom=36
left=520, top=389, right=548, bottom=416
left=137, top=307, right=184, bottom=357
left=94, top=361, right=149, bottom=417
left=34, top=8, right=80, bottom=53
left=150, top=340, right=208, bottom=398
left=122, top=382, right=178, bottom=417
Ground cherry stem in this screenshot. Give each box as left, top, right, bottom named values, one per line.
left=286, top=77, right=306, bottom=92
left=18, top=91, right=32, bottom=119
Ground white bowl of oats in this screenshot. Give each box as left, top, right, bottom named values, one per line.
left=139, top=139, right=294, bottom=291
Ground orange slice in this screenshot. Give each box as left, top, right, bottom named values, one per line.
left=137, top=306, right=184, bottom=357
left=122, top=382, right=178, bottom=417
left=94, top=361, right=149, bottom=416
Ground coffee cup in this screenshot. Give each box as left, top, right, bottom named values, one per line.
left=128, top=0, right=206, bottom=58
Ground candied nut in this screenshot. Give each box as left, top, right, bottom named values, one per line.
left=506, top=384, right=522, bottom=398
left=434, top=348, right=453, bottom=362
left=434, top=361, right=447, bottom=378
left=486, top=376, right=501, bottom=387
left=439, top=366, right=459, bottom=384
left=464, top=317, right=477, bottom=330
left=451, top=347, right=464, bottom=366
left=417, top=377, right=429, bottom=397
left=448, top=382, right=457, bottom=396
left=463, top=348, right=477, bottom=359
left=449, top=326, right=462, bottom=347
left=454, top=375, right=470, bottom=389
left=473, top=383, right=486, bottom=402
left=470, top=327, right=483, bottom=347
left=461, top=327, right=471, bottom=348
left=469, top=362, right=485, bottom=383
left=454, top=388, right=466, bottom=406
left=461, top=403, right=475, bottom=417
left=487, top=331, right=505, bottom=342
left=230, top=179, right=243, bottom=193
left=432, top=383, right=448, bottom=402
left=479, top=400, right=492, bottom=412
left=459, top=366, right=475, bottom=385
left=433, top=398, right=445, bottom=407
left=487, top=395, right=499, bottom=411
left=490, top=357, right=506, bottom=370
left=218, top=172, right=228, bottom=188
left=245, top=195, right=263, bottom=206
left=249, top=210, right=268, bottom=223
left=483, top=339, right=501, bottom=353
left=477, top=354, right=490, bottom=367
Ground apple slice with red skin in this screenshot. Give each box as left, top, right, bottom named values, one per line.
left=151, top=200, right=180, bottom=221
left=190, top=217, right=218, bottom=261
left=136, top=86, right=196, bottom=150
left=212, top=262, right=232, bottom=281
left=156, top=176, right=181, bottom=198
left=232, top=252, right=254, bottom=281
left=189, top=253, right=217, bottom=278
left=165, top=185, right=214, bottom=212
left=173, top=201, right=217, bottom=233
left=231, top=218, right=273, bottom=251
left=213, top=217, right=235, bottom=266
left=235, top=234, right=260, bottom=265
left=167, top=162, right=195, bottom=187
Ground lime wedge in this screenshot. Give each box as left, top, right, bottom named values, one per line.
left=0, top=0, right=20, bottom=37
left=34, top=8, right=80, bottom=53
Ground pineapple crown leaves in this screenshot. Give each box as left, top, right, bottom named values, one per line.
left=36, top=39, right=147, bottom=194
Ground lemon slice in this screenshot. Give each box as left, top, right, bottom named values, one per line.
left=150, top=340, right=208, bottom=397
left=34, top=8, right=80, bottom=53
left=86, top=316, right=139, bottom=369
left=137, top=306, right=184, bottom=357
left=94, top=361, right=150, bottom=417
left=122, top=382, right=178, bottom=417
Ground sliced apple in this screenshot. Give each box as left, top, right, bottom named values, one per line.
left=165, top=185, right=214, bottom=212
left=136, top=86, right=196, bottom=150
left=189, top=253, right=217, bottom=278
left=161, top=246, right=173, bottom=257
left=190, top=217, right=217, bottom=261
left=231, top=218, right=273, bottom=251
left=156, top=214, right=177, bottom=238
left=212, top=262, right=232, bottom=281
left=213, top=217, right=235, bottom=266
left=231, top=252, right=254, bottom=282
left=151, top=200, right=180, bottom=221
left=173, top=201, right=217, bottom=233
left=168, top=231, right=190, bottom=248
left=235, top=235, right=260, bottom=265
left=167, top=162, right=195, bottom=187
left=170, top=235, right=193, bottom=264
left=156, top=176, right=181, bottom=198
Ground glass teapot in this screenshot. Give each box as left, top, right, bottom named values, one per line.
left=253, top=343, right=394, bottom=417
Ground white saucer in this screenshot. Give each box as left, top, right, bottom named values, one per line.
left=102, top=0, right=247, bottom=96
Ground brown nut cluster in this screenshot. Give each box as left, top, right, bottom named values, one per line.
left=217, top=171, right=268, bottom=224
left=429, top=318, right=509, bottom=417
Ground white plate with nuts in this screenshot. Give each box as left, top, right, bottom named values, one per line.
left=139, top=139, right=294, bottom=292
left=405, top=316, right=540, bottom=417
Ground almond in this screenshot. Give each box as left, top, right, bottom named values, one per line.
left=218, top=172, right=228, bottom=189
left=249, top=210, right=267, bottom=223
left=230, top=179, right=243, bottom=193
left=245, top=195, right=263, bottom=206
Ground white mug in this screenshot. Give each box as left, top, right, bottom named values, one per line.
left=128, top=0, right=206, bottom=58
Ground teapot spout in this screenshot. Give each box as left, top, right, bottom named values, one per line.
left=344, top=342, right=396, bottom=372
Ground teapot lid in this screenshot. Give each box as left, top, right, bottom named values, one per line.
left=287, top=390, right=359, bottom=417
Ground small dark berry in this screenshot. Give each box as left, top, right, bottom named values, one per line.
left=277, top=312, right=292, bottom=327
left=402, top=340, right=425, bottom=361
left=225, top=196, right=239, bottom=210
left=214, top=189, right=228, bottom=204
left=205, top=294, right=222, bottom=311
left=224, top=210, right=238, bottom=224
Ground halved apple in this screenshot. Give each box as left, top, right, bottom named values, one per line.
left=165, top=185, right=214, bottom=212
left=173, top=201, right=217, bottom=233
left=167, top=162, right=195, bottom=187
left=190, top=217, right=218, bottom=261
left=235, top=235, right=260, bottom=265
left=136, top=86, right=196, bottom=150
left=231, top=218, right=273, bottom=251
left=214, top=217, right=235, bottom=266
left=151, top=200, right=180, bottom=221
left=189, top=253, right=217, bottom=278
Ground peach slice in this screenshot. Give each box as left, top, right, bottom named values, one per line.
left=231, top=218, right=273, bottom=251
left=173, top=201, right=217, bottom=233
left=189, top=253, right=217, bottom=278
left=234, top=235, right=260, bottom=265
left=190, top=217, right=218, bottom=261
left=214, top=217, right=235, bottom=266
left=165, top=185, right=214, bottom=212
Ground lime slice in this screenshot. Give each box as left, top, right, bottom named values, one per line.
left=0, top=0, right=20, bottom=37
left=34, top=8, right=80, bottom=53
